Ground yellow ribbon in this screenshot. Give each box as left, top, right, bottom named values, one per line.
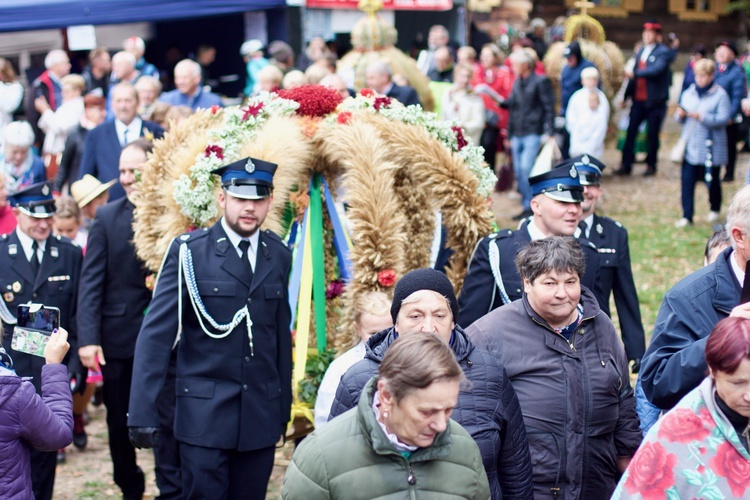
left=293, top=215, right=314, bottom=395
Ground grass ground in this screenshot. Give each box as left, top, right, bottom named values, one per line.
left=53, top=117, right=748, bottom=498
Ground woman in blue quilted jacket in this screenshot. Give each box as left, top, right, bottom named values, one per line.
left=0, top=328, right=73, bottom=498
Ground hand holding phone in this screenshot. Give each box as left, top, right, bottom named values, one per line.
left=12, top=304, right=61, bottom=357
left=45, top=328, right=69, bottom=364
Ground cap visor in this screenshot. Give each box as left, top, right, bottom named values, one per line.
left=17, top=200, right=56, bottom=218
left=542, top=190, right=584, bottom=203
left=224, top=184, right=272, bottom=200
left=579, top=174, right=601, bottom=186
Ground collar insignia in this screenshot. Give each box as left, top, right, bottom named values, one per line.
left=596, top=223, right=603, bottom=235
left=50, top=246, right=59, bottom=258
left=8, top=244, right=17, bottom=255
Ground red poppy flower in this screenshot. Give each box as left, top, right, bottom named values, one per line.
left=657, top=408, right=710, bottom=443
left=710, top=441, right=750, bottom=497
left=373, top=96, right=392, bottom=111
left=624, top=442, right=677, bottom=500
left=378, top=269, right=396, bottom=287
left=336, top=112, right=352, bottom=124
left=210, top=105, right=221, bottom=114
left=360, top=88, right=374, bottom=97
left=204, top=145, right=224, bottom=159
left=242, top=102, right=264, bottom=121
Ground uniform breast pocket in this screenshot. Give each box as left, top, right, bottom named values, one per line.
left=264, top=283, right=283, bottom=300
left=196, top=279, right=237, bottom=297
left=46, top=280, right=73, bottom=295
left=175, top=377, right=216, bottom=438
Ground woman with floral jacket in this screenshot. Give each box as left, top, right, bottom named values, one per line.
left=614, top=316, right=750, bottom=499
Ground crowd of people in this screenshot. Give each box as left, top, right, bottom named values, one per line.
left=1, top=16, right=750, bottom=500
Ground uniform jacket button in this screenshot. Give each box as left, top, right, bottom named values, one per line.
left=244, top=356, right=250, bottom=362
left=247, top=298, right=252, bottom=305
left=184, top=388, right=189, bottom=393
left=213, top=287, right=219, bottom=293
left=242, top=384, right=248, bottom=391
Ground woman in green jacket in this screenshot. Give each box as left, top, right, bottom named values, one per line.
left=282, top=334, right=491, bottom=500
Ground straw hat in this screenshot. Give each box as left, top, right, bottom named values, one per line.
left=70, top=175, right=117, bottom=208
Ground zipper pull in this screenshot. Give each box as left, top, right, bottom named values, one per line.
left=407, top=464, right=416, bottom=485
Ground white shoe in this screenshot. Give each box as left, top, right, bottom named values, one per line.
left=674, top=218, right=691, bottom=228
left=707, top=211, right=721, bottom=223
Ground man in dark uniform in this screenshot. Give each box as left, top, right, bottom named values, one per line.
left=128, top=157, right=292, bottom=499
left=566, top=154, right=646, bottom=371
left=458, top=164, right=604, bottom=328
left=0, top=181, right=83, bottom=499
left=617, top=20, right=672, bottom=177
left=78, top=139, right=181, bottom=499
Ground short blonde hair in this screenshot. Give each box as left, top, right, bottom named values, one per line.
left=258, top=64, right=283, bottom=85
left=694, top=58, right=715, bottom=76
left=282, top=70, right=308, bottom=89
left=580, top=66, right=600, bottom=82
left=55, top=196, right=81, bottom=219
left=62, top=74, right=86, bottom=94
left=349, top=291, right=391, bottom=348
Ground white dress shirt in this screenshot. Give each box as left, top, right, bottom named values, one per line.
left=114, top=117, right=142, bottom=146
left=15, top=228, right=45, bottom=264
left=221, top=217, right=259, bottom=272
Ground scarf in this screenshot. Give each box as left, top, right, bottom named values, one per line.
left=696, top=82, right=712, bottom=98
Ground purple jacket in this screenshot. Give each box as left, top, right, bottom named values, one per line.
left=0, top=363, right=73, bottom=499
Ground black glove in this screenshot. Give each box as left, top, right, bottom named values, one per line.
left=68, top=368, right=87, bottom=395
left=128, top=427, right=160, bottom=449
left=630, top=358, right=641, bottom=375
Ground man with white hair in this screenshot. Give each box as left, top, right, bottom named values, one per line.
left=365, top=61, right=420, bottom=107
left=110, top=51, right=140, bottom=86
left=417, top=25, right=451, bottom=75
left=26, top=49, right=71, bottom=147
left=123, top=36, right=159, bottom=79
left=158, top=59, right=222, bottom=110
left=319, top=73, right=352, bottom=100
left=641, top=185, right=750, bottom=411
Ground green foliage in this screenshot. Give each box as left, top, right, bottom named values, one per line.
left=297, top=347, right=337, bottom=406
left=728, top=0, right=750, bottom=13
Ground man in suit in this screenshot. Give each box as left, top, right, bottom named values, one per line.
left=128, top=157, right=292, bottom=499
left=458, top=163, right=604, bottom=328
left=26, top=50, right=71, bottom=148
left=0, top=181, right=83, bottom=499
left=566, top=154, right=646, bottom=371
left=617, top=20, right=673, bottom=177
left=78, top=82, right=164, bottom=201
left=78, top=139, right=180, bottom=499
left=365, top=61, right=421, bottom=107
left=158, top=59, right=222, bottom=111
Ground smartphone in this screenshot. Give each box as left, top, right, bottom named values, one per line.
left=11, top=304, right=60, bottom=357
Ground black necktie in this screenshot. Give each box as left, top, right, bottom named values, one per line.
left=30, top=241, right=40, bottom=277
left=238, top=240, right=253, bottom=280
left=578, top=221, right=588, bottom=239
left=741, top=260, right=750, bottom=304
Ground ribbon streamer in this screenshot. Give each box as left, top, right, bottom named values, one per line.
left=287, top=210, right=308, bottom=328
left=292, top=210, right=314, bottom=395
left=309, top=174, right=327, bottom=352
left=321, top=177, right=352, bottom=282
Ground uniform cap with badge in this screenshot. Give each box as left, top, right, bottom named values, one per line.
left=212, top=156, right=277, bottom=200
left=8, top=181, right=56, bottom=218
left=556, top=154, right=606, bottom=186
left=529, top=161, right=584, bottom=203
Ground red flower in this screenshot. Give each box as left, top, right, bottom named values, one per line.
left=373, top=96, right=392, bottom=111
left=210, top=105, right=221, bottom=114
left=326, top=279, right=345, bottom=299
left=336, top=111, right=352, bottom=124
left=697, top=465, right=705, bottom=474
left=657, top=408, right=710, bottom=443
left=710, top=441, right=750, bottom=497
left=277, top=85, right=343, bottom=118
left=204, top=145, right=224, bottom=159
left=452, top=125, right=468, bottom=151
left=624, top=442, right=677, bottom=500
left=378, top=269, right=396, bottom=287
left=699, top=446, right=706, bottom=454
left=242, top=102, right=264, bottom=121
left=360, top=88, right=374, bottom=97
left=699, top=406, right=715, bottom=427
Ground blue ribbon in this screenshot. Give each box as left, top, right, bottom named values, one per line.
left=286, top=220, right=298, bottom=249
left=287, top=207, right=308, bottom=328
left=321, top=177, right=352, bottom=282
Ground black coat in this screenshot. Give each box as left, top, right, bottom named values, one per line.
left=458, top=221, right=605, bottom=328
left=386, top=83, right=421, bottom=107
left=77, top=198, right=152, bottom=359
left=0, top=230, right=83, bottom=392
left=329, top=326, right=534, bottom=500
left=79, top=120, right=164, bottom=201
left=54, top=125, right=87, bottom=192
left=585, top=215, right=645, bottom=360
left=128, top=223, right=293, bottom=451
left=502, top=72, right=555, bottom=137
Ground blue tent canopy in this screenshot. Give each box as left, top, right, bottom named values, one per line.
left=0, top=0, right=282, bottom=32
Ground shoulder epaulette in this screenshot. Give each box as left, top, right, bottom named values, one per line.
left=263, top=229, right=292, bottom=252
left=178, top=228, right=210, bottom=244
